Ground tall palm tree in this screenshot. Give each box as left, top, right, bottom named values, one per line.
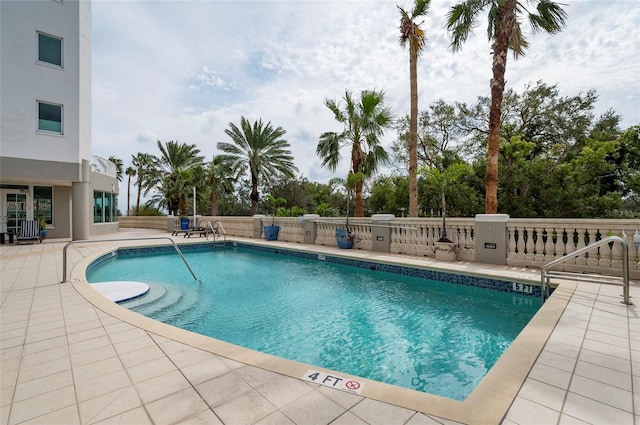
left=447, top=0, right=566, bottom=213
left=218, top=117, right=298, bottom=215
left=398, top=0, right=431, bottom=218
left=125, top=166, right=136, bottom=215
left=154, top=140, right=204, bottom=216
left=317, top=89, right=393, bottom=217
left=131, top=153, right=156, bottom=216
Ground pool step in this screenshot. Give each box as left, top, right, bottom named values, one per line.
left=119, top=285, right=167, bottom=308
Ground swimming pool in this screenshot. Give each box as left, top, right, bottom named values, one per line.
left=87, top=243, right=541, bottom=401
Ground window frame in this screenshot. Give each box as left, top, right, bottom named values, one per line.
left=37, top=101, right=63, bottom=134
left=37, top=31, right=63, bottom=68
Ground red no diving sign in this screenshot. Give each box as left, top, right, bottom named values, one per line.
left=302, top=369, right=365, bottom=395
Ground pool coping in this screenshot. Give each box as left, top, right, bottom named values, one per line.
left=70, top=238, right=572, bottom=425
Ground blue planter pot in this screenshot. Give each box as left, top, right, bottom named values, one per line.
left=180, top=218, right=190, bottom=230
left=264, top=225, right=280, bottom=241
left=336, top=228, right=354, bottom=249
left=40, top=229, right=47, bottom=240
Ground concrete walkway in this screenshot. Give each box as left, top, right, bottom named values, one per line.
left=1, top=229, right=638, bottom=424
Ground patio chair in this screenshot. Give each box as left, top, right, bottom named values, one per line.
left=17, top=220, right=40, bottom=244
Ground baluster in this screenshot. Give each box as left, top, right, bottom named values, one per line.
left=507, top=226, right=518, bottom=263
left=610, top=230, right=625, bottom=270
left=534, top=226, right=545, bottom=263
left=524, top=227, right=535, bottom=262
left=573, top=228, right=587, bottom=266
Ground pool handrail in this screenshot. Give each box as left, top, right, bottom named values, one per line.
left=540, top=235, right=631, bottom=305
left=61, top=237, right=199, bottom=283
left=207, top=220, right=227, bottom=244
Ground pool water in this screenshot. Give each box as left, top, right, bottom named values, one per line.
left=87, top=247, right=539, bottom=400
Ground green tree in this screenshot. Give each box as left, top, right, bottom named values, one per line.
left=131, top=153, right=157, bottom=216
left=317, top=90, right=393, bottom=217
left=420, top=162, right=471, bottom=241
left=447, top=0, right=567, bottom=213
left=154, top=140, right=204, bottom=216
left=398, top=0, right=431, bottom=217
left=125, top=166, right=136, bottom=216
left=393, top=99, right=468, bottom=169
left=198, top=155, right=237, bottom=216
left=218, top=117, right=298, bottom=215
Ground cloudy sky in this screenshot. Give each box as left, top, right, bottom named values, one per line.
left=90, top=0, right=639, bottom=207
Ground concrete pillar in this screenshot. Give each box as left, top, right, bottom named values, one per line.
left=475, top=214, right=510, bottom=265
left=302, top=214, right=319, bottom=244
left=72, top=181, right=91, bottom=240
left=253, top=215, right=266, bottom=239
left=371, top=214, right=395, bottom=252
left=71, top=160, right=92, bottom=240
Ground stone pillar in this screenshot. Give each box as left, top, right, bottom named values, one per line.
left=302, top=214, right=319, bottom=244
left=475, top=214, right=510, bottom=265
left=371, top=214, right=394, bottom=252
left=253, top=215, right=266, bottom=239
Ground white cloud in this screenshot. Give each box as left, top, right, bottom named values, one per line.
left=90, top=0, right=640, bottom=210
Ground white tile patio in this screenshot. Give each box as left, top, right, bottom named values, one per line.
left=1, top=229, right=637, bottom=424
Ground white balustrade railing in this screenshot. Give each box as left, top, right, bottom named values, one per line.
left=118, top=216, right=640, bottom=279
left=507, top=219, right=640, bottom=278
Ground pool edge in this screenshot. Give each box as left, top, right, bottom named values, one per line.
left=70, top=237, right=569, bottom=425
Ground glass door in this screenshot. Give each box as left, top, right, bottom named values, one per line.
left=1, top=190, right=28, bottom=235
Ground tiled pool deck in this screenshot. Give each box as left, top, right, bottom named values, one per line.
left=1, top=229, right=638, bottom=425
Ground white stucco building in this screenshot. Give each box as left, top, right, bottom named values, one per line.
left=0, top=0, right=118, bottom=241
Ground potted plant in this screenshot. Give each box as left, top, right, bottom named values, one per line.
left=38, top=216, right=47, bottom=241
left=179, top=215, right=190, bottom=230
left=332, top=172, right=362, bottom=249
left=263, top=194, right=286, bottom=241
left=420, top=163, right=469, bottom=261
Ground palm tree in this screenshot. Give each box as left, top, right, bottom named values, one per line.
left=217, top=117, right=298, bottom=215
left=398, top=0, right=431, bottom=218
left=317, top=89, right=393, bottom=217
left=108, top=156, right=124, bottom=182
left=447, top=0, right=566, bottom=213
left=194, top=155, right=238, bottom=216
left=125, top=166, right=136, bottom=215
left=131, top=153, right=156, bottom=216
left=154, top=140, right=204, bottom=216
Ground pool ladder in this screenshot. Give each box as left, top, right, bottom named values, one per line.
left=540, top=236, right=631, bottom=305
left=61, top=237, right=199, bottom=284
left=207, top=220, right=227, bottom=246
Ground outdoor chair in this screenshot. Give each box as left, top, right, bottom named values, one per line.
left=17, top=220, right=40, bottom=244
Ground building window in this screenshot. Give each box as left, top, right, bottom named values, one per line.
left=34, top=186, right=53, bottom=226
left=38, top=32, right=63, bottom=67
left=37, top=101, right=63, bottom=134
left=94, top=191, right=117, bottom=223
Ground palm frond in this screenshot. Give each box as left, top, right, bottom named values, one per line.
left=530, top=0, right=567, bottom=34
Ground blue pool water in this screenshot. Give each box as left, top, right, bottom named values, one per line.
left=87, top=246, right=539, bottom=400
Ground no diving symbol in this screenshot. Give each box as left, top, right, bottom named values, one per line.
left=345, top=380, right=360, bottom=391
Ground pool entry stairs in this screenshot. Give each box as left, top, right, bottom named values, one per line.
left=540, top=235, right=632, bottom=305
left=119, top=281, right=212, bottom=329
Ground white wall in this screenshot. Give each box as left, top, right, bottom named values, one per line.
left=0, top=0, right=91, bottom=166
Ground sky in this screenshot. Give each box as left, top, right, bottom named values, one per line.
left=90, top=0, right=640, bottom=210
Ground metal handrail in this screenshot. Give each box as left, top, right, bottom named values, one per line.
left=541, top=236, right=631, bottom=305
left=207, top=220, right=227, bottom=244
left=61, top=237, right=199, bottom=283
